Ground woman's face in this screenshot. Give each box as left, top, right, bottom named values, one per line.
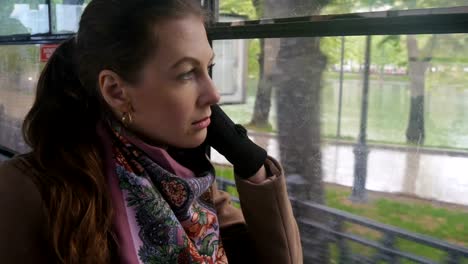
left=123, top=15, right=220, bottom=148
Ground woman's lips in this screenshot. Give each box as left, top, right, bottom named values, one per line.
left=192, top=117, right=211, bottom=129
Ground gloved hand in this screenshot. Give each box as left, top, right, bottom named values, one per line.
left=207, top=104, right=267, bottom=179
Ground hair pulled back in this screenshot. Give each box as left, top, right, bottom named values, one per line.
left=22, top=1, right=205, bottom=262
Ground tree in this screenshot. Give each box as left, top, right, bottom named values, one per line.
left=219, top=0, right=256, bottom=19
left=220, top=0, right=275, bottom=129
left=265, top=0, right=330, bottom=262
left=324, top=0, right=468, bottom=145
left=248, top=0, right=277, bottom=129
left=374, top=35, right=407, bottom=87
left=392, top=1, right=442, bottom=144
left=405, top=35, right=436, bottom=144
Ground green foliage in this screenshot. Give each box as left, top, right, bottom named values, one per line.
left=219, top=0, right=257, bottom=19
left=215, top=166, right=235, bottom=181
left=213, top=166, right=240, bottom=208
left=373, top=35, right=407, bottom=67
left=247, top=39, right=260, bottom=78
left=431, top=34, right=468, bottom=63
left=320, top=32, right=408, bottom=72
left=321, top=36, right=367, bottom=66
left=325, top=0, right=468, bottom=13
left=320, top=37, right=343, bottom=65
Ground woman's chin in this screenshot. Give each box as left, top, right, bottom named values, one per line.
left=174, top=131, right=207, bottom=149
left=189, top=133, right=207, bottom=148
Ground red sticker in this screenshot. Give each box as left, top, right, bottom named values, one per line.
left=40, top=44, right=59, bottom=62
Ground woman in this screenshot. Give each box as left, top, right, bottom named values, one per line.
left=0, top=0, right=302, bottom=263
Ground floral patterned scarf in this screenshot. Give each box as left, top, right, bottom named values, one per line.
left=99, top=123, right=228, bottom=264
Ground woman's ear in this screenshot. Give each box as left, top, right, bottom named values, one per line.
left=98, top=70, right=132, bottom=113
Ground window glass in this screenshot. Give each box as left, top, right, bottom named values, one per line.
left=212, top=15, right=250, bottom=104
left=0, top=1, right=49, bottom=35
left=212, top=33, right=468, bottom=262
left=52, top=0, right=90, bottom=33
left=219, top=0, right=468, bottom=21
left=212, top=39, right=248, bottom=104
left=0, top=45, right=42, bottom=153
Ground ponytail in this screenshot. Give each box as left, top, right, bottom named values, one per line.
left=24, top=37, right=103, bottom=153
left=22, top=37, right=113, bottom=263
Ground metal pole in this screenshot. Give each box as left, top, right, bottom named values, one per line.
left=205, top=0, right=217, bottom=159
left=350, top=35, right=371, bottom=202
left=46, top=0, right=52, bottom=34
left=337, top=36, right=345, bottom=138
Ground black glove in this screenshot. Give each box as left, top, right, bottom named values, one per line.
left=207, top=104, right=267, bottom=178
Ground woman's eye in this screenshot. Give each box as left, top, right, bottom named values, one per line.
left=178, top=64, right=215, bottom=81
left=179, top=70, right=195, bottom=80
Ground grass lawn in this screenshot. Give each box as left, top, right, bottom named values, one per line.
left=327, top=186, right=468, bottom=262
left=214, top=165, right=468, bottom=262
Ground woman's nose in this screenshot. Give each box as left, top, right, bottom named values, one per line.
left=199, top=75, right=220, bottom=106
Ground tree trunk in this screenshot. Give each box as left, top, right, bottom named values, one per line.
left=250, top=39, right=282, bottom=128
left=275, top=35, right=328, bottom=264
left=250, top=0, right=275, bottom=128
left=277, top=35, right=328, bottom=264
left=403, top=151, right=420, bottom=195
left=250, top=55, right=270, bottom=126
left=252, top=0, right=330, bottom=261
left=405, top=35, right=433, bottom=144
left=250, top=39, right=274, bottom=127
left=275, top=37, right=325, bottom=199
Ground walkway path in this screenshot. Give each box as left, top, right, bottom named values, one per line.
left=210, top=132, right=468, bottom=206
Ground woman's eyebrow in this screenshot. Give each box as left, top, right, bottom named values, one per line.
left=171, top=52, right=216, bottom=69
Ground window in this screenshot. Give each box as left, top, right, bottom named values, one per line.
left=209, top=1, right=468, bottom=262
left=0, top=1, right=48, bottom=36
left=218, top=0, right=468, bottom=21
left=0, top=0, right=467, bottom=262
left=0, top=45, right=41, bottom=153
left=52, top=0, right=90, bottom=34
left=213, top=33, right=468, bottom=206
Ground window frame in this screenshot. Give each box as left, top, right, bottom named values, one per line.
left=206, top=6, right=468, bottom=40
left=0, top=3, right=466, bottom=44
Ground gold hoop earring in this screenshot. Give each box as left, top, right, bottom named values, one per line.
left=121, top=111, right=133, bottom=127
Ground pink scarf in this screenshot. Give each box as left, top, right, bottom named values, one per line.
left=98, top=123, right=228, bottom=264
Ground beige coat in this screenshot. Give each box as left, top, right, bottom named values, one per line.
left=0, top=155, right=302, bottom=264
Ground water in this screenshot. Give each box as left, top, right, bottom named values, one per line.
left=218, top=74, right=468, bottom=206
left=322, top=77, right=468, bottom=149
left=223, top=75, right=468, bottom=149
